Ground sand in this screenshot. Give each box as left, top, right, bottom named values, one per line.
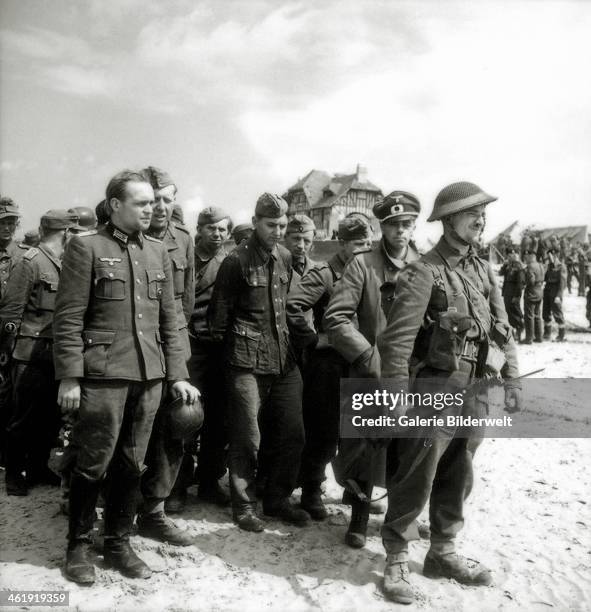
left=1, top=294, right=590, bottom=611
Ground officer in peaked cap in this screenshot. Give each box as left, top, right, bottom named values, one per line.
left=136, top=165, right=198, bottom=546
left=287, top=215, right=371, bottom=520
left=0, top=209, right=78, bottom=496
left=0, top=197, right=24, bottom=301
left=208, top=191, right=309, bottom=531
left=232, top=223, right=254, bottom=245
left=171, top=205, right=234, bottom=510
left=376, top=181, right=521, bottom=604
left=324, top=189, right=421, bottom=549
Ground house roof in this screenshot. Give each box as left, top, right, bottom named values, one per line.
left=286, top=168, right=382, bottom=210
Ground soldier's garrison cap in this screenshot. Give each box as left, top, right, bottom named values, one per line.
left=197, top=206, right=231, bottom=227
left=141, top=166, right=176, bottom=191
left=40, top=209, right=79, bottom=231
left=338, top=217, right=370, bottom=241
left=428, top=181, right=497, bottom=222
left=0, top=197, right=21, bottom=220
left=233, top=223, right=253, bottom=244
left=286, top=215, right=315, bottom=235
left=373, top=191, right=420, bottom=222
left=255, top=193, right=288, bottom=218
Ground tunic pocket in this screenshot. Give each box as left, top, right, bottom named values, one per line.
left=94, top=267, right=126, bottom=300
left=82, top=330, right=116, bottom=376
left=38, top=274, right=59, bottom=310
left=228, top=323, right=261, bottom=369
left=171, top=258, right=186, bottom=296
left=147, top=269, right=166, bottom=300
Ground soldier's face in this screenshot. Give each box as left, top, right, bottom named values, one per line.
left=197, top=218, right=230, bottom=250
left=284, top=230, right=314, bottom=260
left=111, top=181, right=154, bottom=233
left=449, top=205, right=487, bottom=245
left=381, top=218, right=415, bottom=252
left=0, top=217, right=18, bottom=242
left=254, top=215, right=287, bottom=250
left=150, top=184, right=176, bottom=231
left=341, top=238, right=371, bottom=259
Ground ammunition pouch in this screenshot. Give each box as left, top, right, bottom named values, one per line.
left=425, top=311, right=474, bottom=373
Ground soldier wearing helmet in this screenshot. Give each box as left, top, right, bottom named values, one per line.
left=68, top=207, right=98, bottom=233
left=376, top=182, right=522, bottom=604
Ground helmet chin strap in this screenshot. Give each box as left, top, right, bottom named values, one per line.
left=444, top=216, right=485, bottom=248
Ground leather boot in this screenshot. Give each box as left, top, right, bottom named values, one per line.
left=383, top=553, right=414, bottom=604
left=65, top=473, right=101, bottom=584
left=554, top=327, right=566, bottom=342
left=543, top=324, right=552, bottom=340
left=423, top=550, right=492, bottom=586
left=103, top=474, right=151, bottom=579
left=345, top=497, right=370, bottom=548
left=301, top=483, right=328, bottom=520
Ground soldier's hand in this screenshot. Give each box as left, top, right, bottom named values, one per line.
left=504, top=386, right=522, bottom=413
left=171, top=380, right=200, bottom=404
left=554, top=296, right=562, bottom=304
left=58, top=378, right=81, bottom=414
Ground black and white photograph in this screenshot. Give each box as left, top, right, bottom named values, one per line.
left=0, top=1, right=590, bottom=610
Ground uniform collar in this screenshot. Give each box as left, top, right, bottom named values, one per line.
left=249, top=232, right=278, bottom=263
left=107, top=222, right=143, bottom=248
left=435, top=235, right=478, bottom=270
left=328, top=251, right=348, bottom=277
left=38, top=243, right=62, bottom=270
left=380, top=238, right=417, bottom=269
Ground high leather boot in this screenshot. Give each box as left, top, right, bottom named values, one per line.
left=543, top=324, right=552, bottom=340
left=65, top=473, right=101, bottom=584
left=554, top=327, right=566, bottom=342
left=383, top=552, right=414, bottom=604
left=301, top=483, right=328, bottom=520
left=343, top=485, right=372, bottom=548
left=103, top=474, right=152, bottom=579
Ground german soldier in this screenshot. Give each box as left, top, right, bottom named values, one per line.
left=376, top=181, right=521, bottom=604
left=232, top=223, right=253, bottom=245
left=136, top=166, right=196, bottom=545
left=542, top=247, right=567, bottom=341
left=54, top=170, right=197, bottom=584
left=287, top=217, right=371, bottom=520
left=499, top=246, right=525, bottom=341
left=323, top=191, right=420, bottom=548
left=168, top=206, right=233, bottom=511
left=0, top=210, right=80, bottom=495
left=208, top=193, right=309, bottom=531
left=522, top=248, right=545, bottom=343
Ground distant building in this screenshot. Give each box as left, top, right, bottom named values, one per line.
left=284, top=164, right=382, bottom=238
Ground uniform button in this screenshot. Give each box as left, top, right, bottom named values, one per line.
left=35, top=332, right=39, bottom=336
left=136, top=279, right=141, bottom=284
left=131, top=244, right=137, bottom=249
left=136, top=296, right=141, bottom=300
left=88, top=339, right=93, bottom=344
left=109, top=273, right=114, bottom=278
left=109, top=261, right=114, bottom=266
left=139, top=330, right=143, bottom=335
left=274, top=285, right=277, bottom=288
left=138, top=314, right=143, bottom=319
left=134, top=261, right=139, bottom=265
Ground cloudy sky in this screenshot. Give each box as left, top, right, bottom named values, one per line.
left=1, top=0, right=590, bottom=241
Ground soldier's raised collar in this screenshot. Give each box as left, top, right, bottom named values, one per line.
left=107, top=223, right=144, bottom=247
left=23, top=247, right=39, bottom=260
left=144, top=234, right=161, bottom=243
left=435, top=236, right=480, bottom=270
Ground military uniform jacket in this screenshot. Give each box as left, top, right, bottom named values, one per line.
left=287, top=255, right=317, bottom=333
left=287, top=251, right=347, bottom=350
left=500, top=260, right=526, bottom=297
left=190, top=241, right=228, bottom=338
left=323, top=239, right=420, bottom=366
left=377, top=236, right=519, bottom=382
left=208, top=232, right=294, bottom=375
left=0, top=240, right=24, bottom=300
left=159, top=222, right=195, bottom=330
left=0, top=245, right=61, bottom=362
left=543, top=261, right=567, bottom=297
left=53, top=224, right=189, bottom=382
left=524, top=261, right=545, bottom=302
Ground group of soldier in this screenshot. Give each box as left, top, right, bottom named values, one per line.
left=0, top=170, right=536, bottom=604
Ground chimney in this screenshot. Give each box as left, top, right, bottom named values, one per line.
left=356, top=163, right=368, bottom=183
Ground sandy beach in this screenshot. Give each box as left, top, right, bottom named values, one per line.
left=1, top=294, right=590, bottom=612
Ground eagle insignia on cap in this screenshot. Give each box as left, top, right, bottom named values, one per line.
left=391, top=204, right=404, bottom=215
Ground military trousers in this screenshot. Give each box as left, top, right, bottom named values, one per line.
left=524, top=298, right=543, bottom=341
left=227, top=365, right=304, bottom=512
left=5, top=355, right=60, bottom=479
left=503, top=295, right=524, bottom=332
left=71, top=379, right=162, bottom=482
left=542, top=291, right=565, bottom=327
left=299, top=347, right=347, bottom=488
